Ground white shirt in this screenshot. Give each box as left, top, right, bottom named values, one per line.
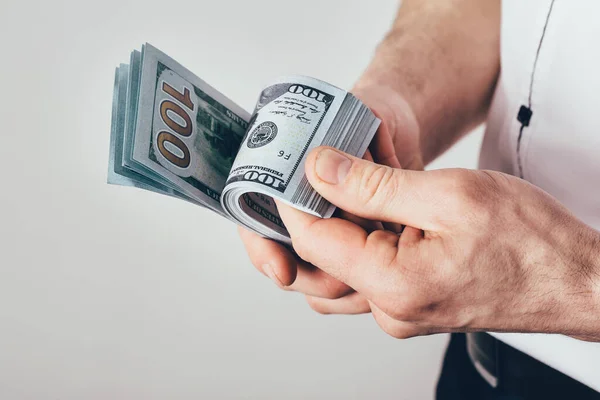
left=480, top=0, right=600, bottom=391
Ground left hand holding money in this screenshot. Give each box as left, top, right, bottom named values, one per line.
left=278, top=147, right=600, bottom=340
left=239, top=85, right=421, bottom=307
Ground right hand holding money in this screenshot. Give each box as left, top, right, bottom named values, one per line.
left=239, top=84, right=423, bottom=314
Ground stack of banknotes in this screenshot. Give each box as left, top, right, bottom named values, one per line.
left=108, top=44, right=380, bottom=243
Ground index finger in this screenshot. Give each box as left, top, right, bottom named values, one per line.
left=276, top=200, right=401, bottom=298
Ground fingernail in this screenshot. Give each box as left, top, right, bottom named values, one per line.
left=314, top=149, right=352, bottom=184
left=262, top=263, right=283, bottom=287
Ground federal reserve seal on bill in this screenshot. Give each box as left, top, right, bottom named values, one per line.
left=247, top=121, right=278, bottom=149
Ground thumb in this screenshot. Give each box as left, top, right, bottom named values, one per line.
left=305, top=147, right=443, bottom=231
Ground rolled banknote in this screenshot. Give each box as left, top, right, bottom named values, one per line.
left=108, top=44, right=380, bottom=244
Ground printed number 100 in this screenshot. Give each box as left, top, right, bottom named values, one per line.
left=157, top=82, right=195, bottom=169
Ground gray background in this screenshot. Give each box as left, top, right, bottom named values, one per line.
left=0, top=0, right=483, bottom=398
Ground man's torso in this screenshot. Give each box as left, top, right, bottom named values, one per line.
left=480, top=0, right=600, bottom=391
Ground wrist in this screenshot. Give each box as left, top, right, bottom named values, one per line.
left=556, top=222, right=600, bottom=341
left=356, top=15, right=500, bottom=165
left=354, top=50, right=460, bottom=166
left=575, top=226, right=600, bottom=340
left=355, top=45, right=424, bottom=124
left=351, top=79, right=424, bottom=171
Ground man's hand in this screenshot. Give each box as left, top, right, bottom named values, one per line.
left=277, top=147, right=600, bottom=340
left=238, top=85, right=421, bottom=311
left=238, top=0, right=501, bottom=314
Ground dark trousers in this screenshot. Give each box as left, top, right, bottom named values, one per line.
left=436, top=333, right=599, bottom=400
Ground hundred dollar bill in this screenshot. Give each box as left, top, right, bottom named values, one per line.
left=109, top=44, right=379, bottom=244
left=109, top=44, right=250, bottom=215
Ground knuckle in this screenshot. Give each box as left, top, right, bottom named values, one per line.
left=365, top=230, right=401, bottom=269
left=366, top=229, right=399, bottom=245
left=356, top=164, right=399, bottom=210
left=380, top=293, right=427, bottom=323
left=386, top=302, right=415, bottom=322
left=371, top=268, right=429, bottom=322
left=388, top=327, right=419, bottom=340
left=371, top=309, right=420, bottom=339
left=321, top=276, right=351, bottom=299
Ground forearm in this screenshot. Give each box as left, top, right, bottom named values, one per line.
left=357, top=0, right=501, bottom=165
